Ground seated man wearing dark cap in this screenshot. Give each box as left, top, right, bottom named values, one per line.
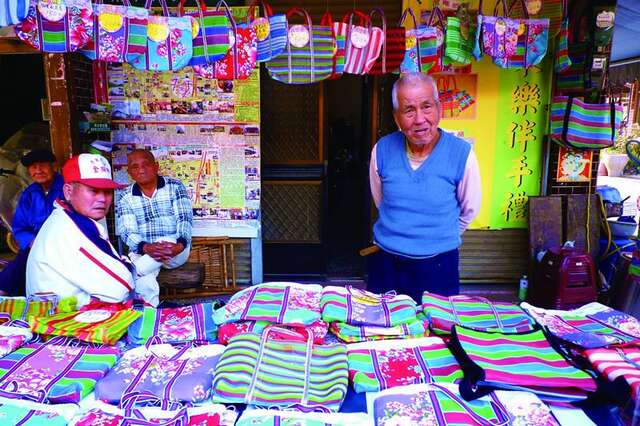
left=26, top=153, right=135, bottom=307
left=0, top=149, right=64, bottom=296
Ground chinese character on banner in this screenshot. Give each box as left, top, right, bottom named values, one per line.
left=507, top=155, right=534, bottom=187
left=511, top=82, right=541, bottom=116
left=502, top=191, right=529, bottom=222
left=556, top=147, right=593, bottom=183
left=510, top=120, right=536, bottom=152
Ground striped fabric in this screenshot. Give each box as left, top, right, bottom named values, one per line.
left=444, top=17, right=475, bottom=65
left=585, top=347, right=640, bottom=400
left=14, top=0, right=94, bottom=52
left=236, top=409, right=370, bottom=426
left=550, top=96, right=624, bottom=150
left=0, top=295, right=77, bottom=321
left=218, top=319, right=328, bottom=345
left=80, top=4, right=149, bottom=63
left=330, top=317, right=429, bottom=343
left=186, top=10, right=230, bottom=66
left=127, top=303, right=218, bottom=345
left=521, top=302, right=640, bottom=349
left=509, top=0, right=563, bottom=36
left=450, top=326, right=597, bottom=402
left=554, top=18, right=571, bottom=73
left=1, top=0, right=29, bottom=26
left=333, top=20, right=384, bottom=75
left=129, top=14, right=193, bottom=72
left=30, top=308, right=141, bottom=345
left=555, top=42, right=588, bottom=94
left=347, top=337, right=462, bottom=393
left=213, top=283, right=323, bottom=326
left=367, top=8, right=405, bottom=75
left=321, top=286, right=417, bottom=327
left=0, top=341, right=118, bottom=403
left=212, top=329, right=348, bottom=411
left=422, top=292, right=536, bottom=335
left=249, top=12, right=287, bottom=63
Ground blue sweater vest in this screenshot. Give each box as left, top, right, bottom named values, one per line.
left=373, top=130, right=471, bottom=258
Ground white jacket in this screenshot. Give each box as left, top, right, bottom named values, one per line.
left=26, top=203, right=134, bottom=307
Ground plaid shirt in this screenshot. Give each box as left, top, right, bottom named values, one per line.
left=116, top=176, right=193, bottom=254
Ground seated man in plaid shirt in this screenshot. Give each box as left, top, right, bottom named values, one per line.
left=116, top=149, right=193, bottom=306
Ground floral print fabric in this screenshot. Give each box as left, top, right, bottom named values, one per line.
left=130, top=15, right=193, bottom=72
left=0, top=325, right=33, bottom=357
left=192, top=26, right=257, bottom=80
left=217, top=319, right=328, bottom=345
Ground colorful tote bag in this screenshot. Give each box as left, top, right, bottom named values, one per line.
left=521, top=302, right=640, bottom=349
left=585, top=347, right=640, bottom=401
left=508, top=0, right=564, bottom=36
left=218, top=318, right=328, bottom=345
left=0, top=325, right=33, bottom=358
left=333, top=10, right=384, bottom=75
left=473, top=0, right=520, bottom=62
left=213, top=282, right=323, bottom=326
left=347, top=337, right=462, bottom=393
left=371, top=383, right=560, bottom=426
left=554, top=0, right=571, bottom=73
left=237, top=409, right=370, bottom=426
left=0, top=338, right=119, bottom=403
left=422, top=291, right=536, bottom=335
left=437, top=74, right=476, bottom=118
left=320, top=12, right=345, bottom=80
left=368, top=8, right=405, bottom=75
left=15, top=0, right=94, bottom=52
left=244, top=0, right=287, bottom=63
left=444, top=4, right=476, bottom=66
left=71, top=400, right=237, bottom=426
left=549, top=95, right=623, bottom=150
left=265, top=8, right=336, bottom=84
left=212, top=327, right=348, bottom=411
left=330, top=316, right=429, bottom=343
left=399, top=8, right=433, bottom=74
left=94, top=343, right=225, bottom=405
left=449, top=326, right=598, bottom=402
left=0, top=294, right=77, bottom=322
left=0, top=400, right=79, bottom=426
left=2, top=0, right=30, bottom=26
left=129, top=0, right=193, bottom=72
left=179, top=0, right=229, bottom=67
left=30, top=307, right=141, bottom=345
left=127, top=303, right=218, bottom=345
left=80, top=1, right=149, bottom=63
left=321, top=286, right=417, bottom=327
left=211, top=0, right=257, bottom=80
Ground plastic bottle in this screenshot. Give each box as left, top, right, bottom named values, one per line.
left=518, top=275, right=529, bottom=302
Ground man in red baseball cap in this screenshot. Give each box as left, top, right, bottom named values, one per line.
left=26, top=154, right=135, bottom=307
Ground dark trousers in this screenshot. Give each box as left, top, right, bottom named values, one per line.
left=367, top=248, right=460, bottom=304
left=0, top=249, right=29, bottom=296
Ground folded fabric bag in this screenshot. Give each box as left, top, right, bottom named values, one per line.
left=347, top=337, right=462, bottom=393
left=95, top=342, right=225, bottom=405
left=236, top=409, right=370, bottom=426
left=584, top=346, right=640, bottom=401
left=212, top=326, right=348, bottom=411
left=371, top=382, right=560, bottom=426
left=321, top=286, right=417, bottom=327
left=422, top=291, right=536, bottom=335
left=330, top=316, right=429, bottom=343
left=449, top=326, right=598, bottom=403
left=0, top=337, right=119, bottom=403
left=521, top=302, right=640, bottom=349
left=213, top=282, right=323, bottom=326
left=29, top=305, right=142, bottom=345
left=0, top=294, right=77, bottom=321
left=128, top=303, right=218, bottom=345
left=0, top=325, right=33, bottom=358
left=0, top=399, right=79, bottom=425
left=217, top=318, right=328, bottom=345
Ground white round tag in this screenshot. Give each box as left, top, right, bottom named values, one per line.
left=252, top=17, right=270, bottom=42
left=288, top=25, right=310, bottom=48
left=38, top=0, right=67, bottom=22
left=350, top=26, right=370, bottom=48
left=74, top=309, right=112, bottom=324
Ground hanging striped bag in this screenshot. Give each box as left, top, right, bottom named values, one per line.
left=549, top=95, right=623, bottom=150
left=445, top=3, right=476, bottom=66
left=127, top=302, right=218, bottom=345
left=422, top=291, right=536, bottom=335
left=29, top=303, right=141, bottom=345
left=1, top=0, right=30, bottom=26
left=449, top=326, right=598, bottom=403
left=321, top=286, right=417, bottom=327
left=80, top=0, right=149, bottom=63
left=265, top=7, right=336, bottom=84
left=347, top=337, right=463, bottom=393
left=0, top=294, right=77, bottom=321
left=554, top=0, right=571, bottom=73
left=420, top=5, right=446, bottom=73
left=212, top=326, right=348, bottom=411
left=243, top=0, right=287, bottom=63
left=0, top=336, right=119, bottom=404
left=368, top=8, right=405, bottom=75
left=320, top=11, right=345, bottom=80
left=14, top=0, right=94, bottom=52
left=330, top=316, right=430, bottom=343
left=179, top=0, right=229, bottom=68
left=333, top=10, right=384, bottom=75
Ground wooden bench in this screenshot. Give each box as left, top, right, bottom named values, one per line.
left=158, top=262, right=205, bottom=298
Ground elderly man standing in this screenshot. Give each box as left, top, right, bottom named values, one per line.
left=116, top=149, right=193, bottom=307
left=26, top=154, right=134, bottom=306
left=0, top=149, right=64, bottom=296
left=368, top=73, right=482, bottom=302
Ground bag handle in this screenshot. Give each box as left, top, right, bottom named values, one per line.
left=216, top=0, right=239, bottom=79
left=121, top=390, right=188, bottom=425
left=425, top=383, right=512, bottom=425
left=505, top=0, right=529, bottom=19
left=178, top=0, right=211, bottom=63
left=399, top=8, right=422, bottom=70
left=342, top=10, right=374, bottom=73
left=426, top=3, right=446, bottom=30
left=369, top=8, right=388, bottom=73
left=286, top=7, right=316, bottom=83
left=244, top=325, right=313, bottom=406
left=144, top=0, right=170, bottom=16
left=491, top=0, right=510, bottom=17
left=449, top=295, right=505, bottom=331
left=246, top=0, right=274, bottom=24
left=21, top=293, right=59, bottom=321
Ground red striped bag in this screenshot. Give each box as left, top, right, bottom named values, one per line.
left=333, top=10, right=383, bottom=75
left=368, top=8, right=405, bottom=75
